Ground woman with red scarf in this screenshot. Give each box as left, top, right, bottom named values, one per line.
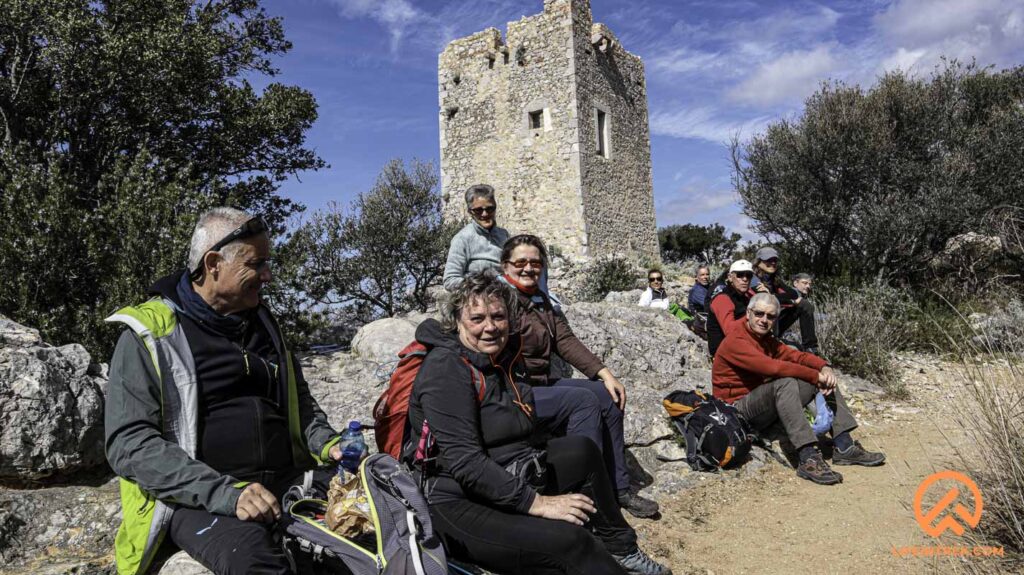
left=499, top=235, right=659, bottom=518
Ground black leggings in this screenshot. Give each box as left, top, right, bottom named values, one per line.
left=430, top=436, right=636, bottom=575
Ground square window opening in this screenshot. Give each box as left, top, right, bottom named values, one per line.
left=529, top=110, right=544, bottom=130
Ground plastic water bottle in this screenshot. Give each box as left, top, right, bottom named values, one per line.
left=338, top=420, right=367, bottom=475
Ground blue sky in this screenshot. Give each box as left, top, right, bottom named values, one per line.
left=261, top=0, right=1024, bottom=239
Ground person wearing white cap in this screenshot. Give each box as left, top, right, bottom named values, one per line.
left=751, top=247, right=819, bottom=355
left=705, top=259, right=755, bottom=357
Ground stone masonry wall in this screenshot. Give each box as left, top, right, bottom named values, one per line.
left=438, top=0, right=658, bottom=261
left=573, top=10, right=660, bottom=260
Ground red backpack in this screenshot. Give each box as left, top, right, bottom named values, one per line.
left=372, top=341, right=486, bottom=459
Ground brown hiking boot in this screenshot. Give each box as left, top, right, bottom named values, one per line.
left=833, top=441, right=886, bottom=467
left=796, top=452, right=843, bottom=485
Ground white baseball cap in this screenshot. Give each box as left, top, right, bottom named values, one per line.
left=729, top=259, right=754, bottom=273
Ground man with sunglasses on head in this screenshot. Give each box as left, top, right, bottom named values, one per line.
left=751, top=247, right=819, bottom=355
left=713, top=292, right=885, bottom=485
left=104, top=207, right=342, bottom=575
left=706, top=260, right=756, bottom=358
left=443, top=184, right=511, bottom=291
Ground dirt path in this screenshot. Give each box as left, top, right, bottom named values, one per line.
left=633, top=355, right=986, bottom=575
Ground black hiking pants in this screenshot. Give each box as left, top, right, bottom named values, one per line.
left=166, top=470, right=332, bottom=575
left=777, top=298, right=818, bottom=350
left=430, top=435, right=636, bottom=574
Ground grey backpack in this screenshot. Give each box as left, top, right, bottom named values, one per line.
left=282, top=453, right=448, bottom=575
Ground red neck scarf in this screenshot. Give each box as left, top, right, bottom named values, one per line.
left=503, top=273, right=539, bottom=295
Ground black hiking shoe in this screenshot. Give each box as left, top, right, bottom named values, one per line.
left=833, top=441, right=886, bottom=467
left=796, top=452, right=843, bottom=485
left=613, top=548, right=673, bottom=575
left=618, top=490, right=659, bottom=518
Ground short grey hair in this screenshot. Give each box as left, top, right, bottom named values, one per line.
left=748, top=292, right=781, bottom=314
left=441, top=271, right=517, bottom=333
left=695, top=264, right=710, bottom=276
left=791, top=272, right=813, bottom=283
left=187, top=207, right=257, bottom=272
left=464, top=184, right=496, bottom=208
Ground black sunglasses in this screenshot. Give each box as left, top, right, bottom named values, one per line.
left=189, top=216, right=269, bottom=280
left=470, top=206, right=496, bottom=216
left=648, top=276, right=664, bottom=283
left=734, top=272, right=754, bottom=279
left=750, top=309, right=778, bottom=321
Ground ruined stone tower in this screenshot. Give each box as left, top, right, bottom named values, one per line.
left=438, top=0, right=659, bottom=261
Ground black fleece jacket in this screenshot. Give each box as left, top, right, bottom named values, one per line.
left=404, top=319, right=538, bottom=513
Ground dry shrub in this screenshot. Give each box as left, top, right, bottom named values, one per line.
left=817, top=281, right=913, bottom=397
left=949, top=333, right=1024, bottom=573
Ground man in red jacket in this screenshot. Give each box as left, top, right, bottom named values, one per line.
left=713, top=293, right=885, bottom=485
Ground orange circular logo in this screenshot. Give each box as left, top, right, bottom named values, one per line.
left=913, top=471, right=983, bottom=538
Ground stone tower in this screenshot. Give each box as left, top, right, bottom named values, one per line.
left=438, top=0, right=659, bottom=261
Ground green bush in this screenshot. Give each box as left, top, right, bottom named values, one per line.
left=579, top=257, right=637, bottom=302
left=817, top=281, right=914, bottom=397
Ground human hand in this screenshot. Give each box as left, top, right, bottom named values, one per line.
left=528, top=493, right=596, bottom=526
left=598, top=368, right=626, bottom=410
left=817, top=368, right=838, bottom=395
left=329, top=444, right=342, bottom=461
left=235, top=483, right=281, bottom=523
left=754, top=283, right=769, bottom=293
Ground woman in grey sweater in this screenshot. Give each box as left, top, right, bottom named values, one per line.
left=443, top=184, right=510, bottom=291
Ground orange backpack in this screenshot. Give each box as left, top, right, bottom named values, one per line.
left=372, top=341, right=487, bottom=459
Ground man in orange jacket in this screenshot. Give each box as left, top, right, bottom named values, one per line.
left=712, top=292, right=885, bottom=485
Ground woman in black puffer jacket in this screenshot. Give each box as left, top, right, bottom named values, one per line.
left=403, top=272, right=670, bottom=575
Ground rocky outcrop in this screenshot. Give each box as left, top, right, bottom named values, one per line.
left=0, top=315, right=107, bottom=480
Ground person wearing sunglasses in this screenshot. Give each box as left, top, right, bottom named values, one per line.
left=442, top=184, right=511, bottom=291
left=104, top=207, right=344, bottom=575
left=637, top=269, right=671, bottom=309
left=751, top=247, right=819, bottom=355
left=713, top=293, right=885, bottom=485
left=499, top=234, right=661, bottom=519
left=404, top=272, right=670, bottom=575
left=706, top=259, right=756, bottom=358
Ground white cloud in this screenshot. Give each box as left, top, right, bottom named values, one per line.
left=650, top=106, right=774, bottom=144
left=728, top=45, right=837, bottom=106
left=872, top=0, right=1024, bottom=75
left=329, top=0, right=425, bottom=53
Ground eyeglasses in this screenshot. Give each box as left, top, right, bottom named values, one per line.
left=734, top=272, right=753, bottom=280
left=469, top=205, right=496, bottom=216
left=189, top=216, right=269, bottom=280
left=762, top=258, right=779, bottom=265
left=507, top=258, right=544, bottom=269
left=648, top=276, right=664, bottom=283
left=750, top=309, right=778, bottom=321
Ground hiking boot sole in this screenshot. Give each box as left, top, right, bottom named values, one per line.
left=833, top=454, right=886, bottom=467
left=622, top=505, right=660, bottom=519
left=796, top=468, right=843, bottom=485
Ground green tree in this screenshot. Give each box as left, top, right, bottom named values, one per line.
left=0, top=0, right=323, bottom=355
left=286, top=160, right=458, bottom=319
left=731, top=61, right=1024, bottom=283
left=658, top=223, right=742, bottom=264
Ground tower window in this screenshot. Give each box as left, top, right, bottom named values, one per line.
left=529, top=110, right=544, bottom=130
left=596, top=108, right=609, bottom=158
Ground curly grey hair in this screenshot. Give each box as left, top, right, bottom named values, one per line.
left=187, top=207, right=257, bottom=272
left=441, top=271, right=517, bottom=333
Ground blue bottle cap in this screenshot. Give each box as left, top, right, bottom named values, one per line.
left=348, top=421, right=361, bottom=431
